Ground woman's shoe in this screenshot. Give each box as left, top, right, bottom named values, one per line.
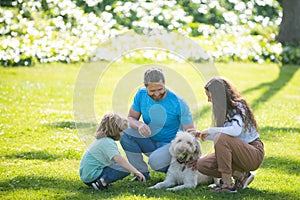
left=211, top=183, right=237, bottom=193
left=235, top=172, right=255, bottom=190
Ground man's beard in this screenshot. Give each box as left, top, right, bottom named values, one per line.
left=151, top=90, right=166, bottom=101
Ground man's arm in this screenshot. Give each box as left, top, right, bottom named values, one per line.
left=128, top=107, right=142, bottom=129
left=128, top=107, right=151, bottom=136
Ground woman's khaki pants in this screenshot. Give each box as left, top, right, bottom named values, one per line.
left=196, top=133, right=264, bottom=178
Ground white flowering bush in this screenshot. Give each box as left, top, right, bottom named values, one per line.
left=0, top=0, right=123, bottom=65
left=0, top=0, right=283, bottom=66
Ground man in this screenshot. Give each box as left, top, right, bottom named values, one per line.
left=120, top=67, right=194, bottom=180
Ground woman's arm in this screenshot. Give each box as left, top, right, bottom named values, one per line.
left=205, top=114, right=244, bottom=139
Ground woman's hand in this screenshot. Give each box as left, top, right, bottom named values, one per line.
left=187, top=159, right=198, bottom=171
left=134, top=171, right=146, bottom=183
left=200, top=129, right=209, bottom=141
left=138, top=124, right=151, bottom=137
left=187, top=128, right=201, bottom=138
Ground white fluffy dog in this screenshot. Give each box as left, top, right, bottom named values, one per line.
left=149, top=131, right=213, bottom=191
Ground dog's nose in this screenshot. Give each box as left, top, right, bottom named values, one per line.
left=178, top=148, right=185, bottom=153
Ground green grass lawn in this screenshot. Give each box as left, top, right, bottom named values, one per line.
left=0, top=61, right=299, bottom=200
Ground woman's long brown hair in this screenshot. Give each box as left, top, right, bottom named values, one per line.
left=205, top=77, right=259, bottom=132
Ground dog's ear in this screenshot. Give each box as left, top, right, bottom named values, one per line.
left=193, top=139, right=202, bottom=159
left=169, top=137, right=176, bottom=156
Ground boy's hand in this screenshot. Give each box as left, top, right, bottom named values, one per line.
left=134, top=172, right=146, bottom=183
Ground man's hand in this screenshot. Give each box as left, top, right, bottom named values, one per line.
left=187, top=128, right=201, bottom=138
left=138, top=123, right=151, bottom=137
left=188, top=128, right=209, bottom=141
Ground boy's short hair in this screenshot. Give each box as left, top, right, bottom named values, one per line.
left=95, top=113, right=128, bottom=140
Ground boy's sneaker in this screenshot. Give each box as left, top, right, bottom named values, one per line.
left=91, top=183, right=100, bottom=191
left=91, top=179, right=108, bottom=191
left=235, top=172, right=255, bottom=190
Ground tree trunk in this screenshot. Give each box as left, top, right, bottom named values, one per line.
left=277, top=0, right=300, bottom=44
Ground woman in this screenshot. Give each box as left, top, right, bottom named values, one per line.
left=188, top=76, right=264, bottom=193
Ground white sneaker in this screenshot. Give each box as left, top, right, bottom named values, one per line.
left=91, top=183, right=100, bottom=190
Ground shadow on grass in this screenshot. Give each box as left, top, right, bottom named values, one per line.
left=261, top=156, right=299, bottom=176
left=3, top=150, right=80, bottom=161
left=259, top=126, right=300, bottom=142
left=260, top=126, right=300, bottom=133
left=46, top=121, right=97, bottom=129
left=242, top=65, right=299, bottom=110
left=0, top=175, right=298, bottom=200
left=0, top=175, right=88, bottom=194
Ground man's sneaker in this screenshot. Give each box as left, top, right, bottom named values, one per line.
left=235, top=172, right=255, bottom=190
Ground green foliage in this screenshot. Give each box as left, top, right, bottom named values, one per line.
left=281, top=42, right=300, bottom=65
left=0, top=0, right=14, bottom=7
left=0, top=0, right=289, bottom=66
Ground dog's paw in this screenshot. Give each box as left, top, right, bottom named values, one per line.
left=166, top=187, right=177, bottom=191
left=148, top=186, right=157, bottom=189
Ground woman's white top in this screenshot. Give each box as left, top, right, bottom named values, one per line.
left=207, top=106, right=259, bottom=143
